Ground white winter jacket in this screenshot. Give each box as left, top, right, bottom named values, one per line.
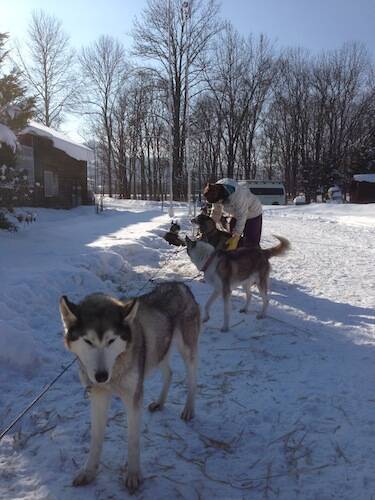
left=211, top=178, right=263, bottom=235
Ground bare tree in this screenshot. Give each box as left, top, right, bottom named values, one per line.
left=202, top=24, right=274, bottom=179
left=314, top=43, right=371, bottom=187
left=258, top=108, right=282, bottom=181
left=79, top=36, right=127, bottom=197
left=15, top=10, right=76, bottom=128
left=262, top=43, right=375, bottom=199
left=112, top=88, right=131, bottom=198
left=190, top=92, right=223, bottom=182
left=204, top=24, right=249, bottom=178
left=237, top=34, right=275, bottom=179
left=111, top=72, right=169, bottom=200
left=132, top=0, right=221, bottom=199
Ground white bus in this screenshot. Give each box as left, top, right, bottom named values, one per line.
left=239, top=180, right=287, bottom=205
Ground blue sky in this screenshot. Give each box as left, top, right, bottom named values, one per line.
left=1, top=0, right=374, bottom=141
left=2, top=0, right=374, bottom=54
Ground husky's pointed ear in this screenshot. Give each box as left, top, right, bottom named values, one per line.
left=122, top=299, right=138, bottom=322
left=59, top=296, right=79, bottom=332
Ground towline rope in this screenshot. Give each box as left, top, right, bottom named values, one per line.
left=0, top=358, right=77, bottom=442
left=0, top=245, right=198, bottom=442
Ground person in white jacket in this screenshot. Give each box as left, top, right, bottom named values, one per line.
left=203, top=178, right=263, bottom=250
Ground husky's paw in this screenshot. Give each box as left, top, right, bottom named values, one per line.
left=256, top=313, right=265, bottom=320
left=180, top=405, right=194, bottom=421
left=125, top=470, right=143, bottom=494
left=148, top=401, right=163, bottom=412
left=72, top=468, right=96, bottom=486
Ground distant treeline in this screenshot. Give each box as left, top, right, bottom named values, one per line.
left=7, top=2, right=375, bottom=200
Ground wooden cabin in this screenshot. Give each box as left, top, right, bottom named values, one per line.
left=350, top=174, right=375, bottom=204
left=17, top=121, right=93, bottom=208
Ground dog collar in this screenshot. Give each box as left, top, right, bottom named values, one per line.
left=201, top=252, right=216, bottom=272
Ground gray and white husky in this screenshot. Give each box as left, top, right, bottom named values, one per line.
left=59, top=282, right=200, bottom=493
left=185, top=236, right=290, bottom=332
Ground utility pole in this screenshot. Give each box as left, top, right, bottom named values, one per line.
left=167, top=0, right=174, bottom=217
left=182, top=1, right=192, bottom=215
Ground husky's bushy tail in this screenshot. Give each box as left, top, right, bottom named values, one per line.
left=264, top=235, right=290, bottom=258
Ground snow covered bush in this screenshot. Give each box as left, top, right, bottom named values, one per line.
left=0, top=32, right=35, bottom=230
left=0, top=143, right=34, bottom=230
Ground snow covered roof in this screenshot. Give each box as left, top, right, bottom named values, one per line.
left=0, top=123, right=17, bottom=152
left=21, top=120, right=93, bottom=162
left=353, top=174, right=375, bottom=183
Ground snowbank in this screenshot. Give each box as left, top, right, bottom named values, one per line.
left=265, top=202, right=375, bottom=228
left=0, top=200, right=374, bottom=499
left=0, top=203, right=169, bottom=374
left=0, top=320, right=39, bottom=371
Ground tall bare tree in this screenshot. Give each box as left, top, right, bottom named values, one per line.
left=190, top=92, right=223, bottom=182
left=202, top=24, right=274, bottom=179
left=111, top=72, right=169, bottom=200
left=237, top=34, right=275, bottom=179
left=261, top=43, right=374, bottom=199
left=132, top=0, right=221, bottom=199
left=15, top=10, right=76, bottom=128
left=79, top=36, right=127, bottom=197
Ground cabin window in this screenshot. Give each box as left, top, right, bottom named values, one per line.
left=249, top=187, right=285, bottom=195
left=44, top=170, right=59, bottom=197
left=17, top=144, right=35, bottom=184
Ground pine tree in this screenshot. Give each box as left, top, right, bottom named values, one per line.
left=0, top=32, right=35, bottom=230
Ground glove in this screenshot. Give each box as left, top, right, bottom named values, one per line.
left=226, top=234, right=240, bottom=250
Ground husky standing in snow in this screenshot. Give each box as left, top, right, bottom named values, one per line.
left=59, top=282, right=200, bottom=493
left=163, top=220, right=186, bottom=247
left=185, top=235, right=290, bottom=332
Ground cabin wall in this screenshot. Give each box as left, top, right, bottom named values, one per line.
left=19, top=134, right=89, bottom=208
left=350, top=181, right=375, bottom=203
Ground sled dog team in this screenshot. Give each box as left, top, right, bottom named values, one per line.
left=59, top=179, right=290, bottom=493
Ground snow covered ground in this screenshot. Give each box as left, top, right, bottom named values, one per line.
left=0, top=199, right=374, bottom=500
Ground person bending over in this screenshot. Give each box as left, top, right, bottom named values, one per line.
left=203, top=178, right=263, bottom=250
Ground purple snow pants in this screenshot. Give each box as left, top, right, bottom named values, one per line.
left=230, top=214, right=263, bottom=248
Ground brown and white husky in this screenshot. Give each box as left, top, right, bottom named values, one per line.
left=185, top=235, right=290, bottom=332
left=60, top=282, right=200, bottom=493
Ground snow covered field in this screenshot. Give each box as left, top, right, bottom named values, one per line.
left=0, top=199, right=374, bottom=500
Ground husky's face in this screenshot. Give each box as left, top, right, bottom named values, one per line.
left=185, top=236, right=215, bottom=268
left=59, top=294, right=137, bottom=385
left=170, top=220, right=181, bottom=233
left=191, top=213, right=213, bottom=232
